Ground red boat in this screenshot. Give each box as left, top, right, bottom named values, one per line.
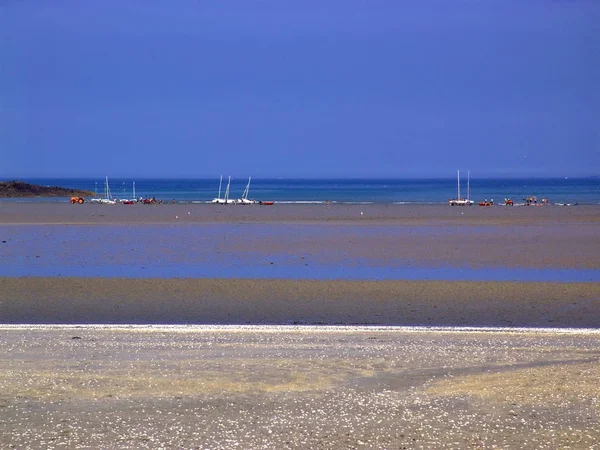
left=478, top=200, right=494, bottom=206
left=259, top=201, right=274, bottom=205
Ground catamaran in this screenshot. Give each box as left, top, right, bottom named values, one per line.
left=236, top=177, right=255, bottom=204
left=90, top=176, right=116, bottom=204
left=213, top=176, right=236, bottom=204
left=448, top=170, right=474, bottom=206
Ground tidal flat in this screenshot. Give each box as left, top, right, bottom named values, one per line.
left=1, top=203, right=598, bottom=448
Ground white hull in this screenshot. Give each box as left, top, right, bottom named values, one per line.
left=212, top=198, right=236, bottom=204
left=448, top=170, right=473, bottom=206
left=448, top=199, right=473, bottom=206
left=90, top=176, right=116, bottom=204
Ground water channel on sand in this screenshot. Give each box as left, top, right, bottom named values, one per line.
left=2, top=223, right=598, bottom=281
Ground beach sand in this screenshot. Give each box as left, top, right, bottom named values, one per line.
left=1, top=202, right=600, bottom=225
left=1, top=205, right=599, bottom=273
left=0, top=326, right=598, bottom=449
left=1, top=277, right=599, bottom=327
left=1, top=203, right=599, bottom=448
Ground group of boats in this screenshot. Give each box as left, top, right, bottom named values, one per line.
left=211, top=176, right=273, bottom=205
left=448, top=170, right=559, bottom=207
left=82, top=173, right=569, bottom=207
left=89, top=177, right=153, bottom=205
left=87, top=176, right=274, bottom=205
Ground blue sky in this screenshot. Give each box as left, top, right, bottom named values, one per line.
left=1, top=1, right=598, bottom=178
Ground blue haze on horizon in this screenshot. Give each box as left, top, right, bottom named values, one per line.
left=1, top=1, right=599, bottom=179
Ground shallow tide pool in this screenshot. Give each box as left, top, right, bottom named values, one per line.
left=1, top=224, right=598, bottom=282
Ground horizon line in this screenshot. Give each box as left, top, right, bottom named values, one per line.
left=2, top=175, right=598, bottom=181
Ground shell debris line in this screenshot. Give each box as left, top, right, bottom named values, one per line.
left=0, top=326, right=599, bottom=449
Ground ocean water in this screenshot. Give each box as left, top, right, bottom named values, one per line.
left=3, top=177, right=600, bottom=205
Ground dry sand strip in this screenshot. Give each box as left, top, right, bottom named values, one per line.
left=1, top=202, right=600, bottom=225
left=1, top=277, right=598, bottom=327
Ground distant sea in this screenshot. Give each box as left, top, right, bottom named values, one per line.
left=3, top=177, right=599, bottom=205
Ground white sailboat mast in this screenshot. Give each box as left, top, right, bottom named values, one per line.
left=243, top=177, right=251, bottom=200
left=224, top=176, right=231, bottom=203
left=218, top=175, right=223, bottom=200
left=457, top=170, right=461, bottom=200
left=133, top=181, right=136, bottom=199
left=105, top=176, right=111, bottom=200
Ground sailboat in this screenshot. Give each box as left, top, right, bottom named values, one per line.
left=223, top=176, right=235, bottom=204
left=91, top=177, right=116, bottom=204
left=236, top=177, right=255, bottom=204
left=448, top=170, right=473, bottom=206
left=213, top=176, right=235, bottom=204
left=101, top=176, right=116, bottom=204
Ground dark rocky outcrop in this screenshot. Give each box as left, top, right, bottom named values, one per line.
left=0, top=180, right=95, bottom=198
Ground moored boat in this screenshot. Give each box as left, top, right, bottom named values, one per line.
left=448, top=170, right=474, bottom=206
left=236, top=177, right=256, bottom=204
left=90, top=177, right=116, bottom=204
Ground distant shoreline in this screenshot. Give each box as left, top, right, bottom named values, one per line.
left=0, top=180, right=94, bottom=198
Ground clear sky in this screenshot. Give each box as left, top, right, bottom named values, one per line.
left=1, top=1, right=599, bottom=178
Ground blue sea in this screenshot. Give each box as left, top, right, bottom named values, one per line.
left=3, top=177, right=600, bottom=205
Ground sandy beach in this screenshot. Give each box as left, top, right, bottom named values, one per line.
left=1, top=277, right=599, bottom=327
left=1, top=203, right=599, bottom=324
left=1, top=202, right=600, bottom=225
left=1, top=325, right=599, bottom=449
left=1, top=202, right=599, bottom=448
left=1, top=205, right=599, bottom=277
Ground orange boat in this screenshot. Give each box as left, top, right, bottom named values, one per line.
left=259, top=201, right=274, bottom=205
left=478, top=200, right=494, bottom=206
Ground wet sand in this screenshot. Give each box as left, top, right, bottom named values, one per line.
left=1, top=201, right=600, bottom=225
left=1, top=206, right=599, bottom=274
left=1, top=277, right=599, bottom=327
left=1, top=203, right=599, bottom=448
left=1, top=326, right=599, bottom=449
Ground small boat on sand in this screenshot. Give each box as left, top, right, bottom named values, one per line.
left=236, top=177, right=256, bottom=204
left=259, top=201, right=274, bottom=205
left=90, top=177, right=116, bottom=204
left=448, top=170, right=474, bottom=206
left=213, top=176, right=236, bottom=204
